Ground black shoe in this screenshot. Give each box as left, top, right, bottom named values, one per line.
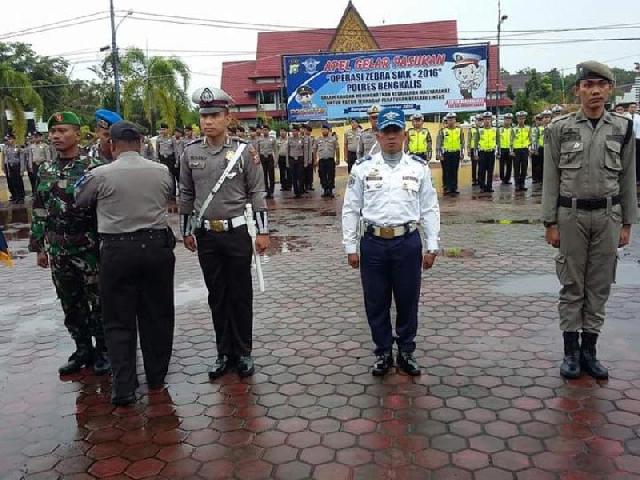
left=397, top=351, right=421, bottom=376
left=371, top=353, right=393, bottom=376
left=580, top=332, right=609, bottom=380
left=451, top=191, right=460, bottom=196
left=294, top=194, right=302, bottom=199
left=59, top=344, right=93, bottom=375
left=329, top=191, right=335, bottom=198
left=560, top=332, right=581, bottom=379
left=237, top=355, right=255, bottom=377
left=486, top=188, right=495, bottom=193
left=112, top=392, right=136, bottom=407
left=208, top=355, right=231, bottom=380
left=308, top=187, right=315, bottom=191
left=502, top=181, right=512, bottom=185
left=93, top=348, right=111, bottom=376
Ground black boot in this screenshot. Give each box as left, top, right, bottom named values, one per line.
left=93, top=340, right=111, bottom=376
left=237, top=355, right=255, bottom=377
left=397, top=351, right=422, bottom=376
left=580, top=332, right=609, bottom=380
left=560, top=332, right=581, bottom=379
left=371, top=353, right=393, bottom=376
left=59, top=340, right=94, bottom=375
left=208, top=355, right=231, bottom=380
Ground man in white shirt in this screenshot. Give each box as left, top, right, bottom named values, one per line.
left=342, top=107, right=440, bottom=377
left=629, top=102, right=640, bottom=185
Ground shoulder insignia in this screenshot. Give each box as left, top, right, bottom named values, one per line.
left=186, top=138, right=204, bottom=147
left=355, top=154, right=372, bottom=165
left=551, top=112, right=573, bottom=125
left=410, top=154, right=427, bottom=165
left=231, top=136, right=248, bottom=144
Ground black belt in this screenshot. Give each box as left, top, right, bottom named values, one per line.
left=558, top=195, right=621, bottom=210
left=101, top=228, right=169, bottom=242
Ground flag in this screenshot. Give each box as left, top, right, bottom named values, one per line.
left=0, top=229, right=13, bottom=267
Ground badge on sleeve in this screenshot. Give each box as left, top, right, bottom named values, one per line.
left=348, top=174, right=356, bottom=188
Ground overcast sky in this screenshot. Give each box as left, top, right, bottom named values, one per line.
left=3, top=0, right=639, bottom=93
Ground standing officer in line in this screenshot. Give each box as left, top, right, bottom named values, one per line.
left=551, top=104, right=565, bottom=119
left=288, top=125, right=305, bottom=198
left=357, top=105, right=381, bottom=158
left=76, top=121, right=175, bottom=406
left=498, top=113, right=514, bottom=184
left=629, top=101, right=640, bottom=185
left=156, top=123, right=178, bottom=198
left=405, top=113, right=432, bottom=161
left=94, top=109, right=122, bottom=163
left=248, top=126, right=260, bottom=151
left=468, top=115, right=483, bottom=187
left=315, top=123, right=340, bottom=198
left=184, top=125, right=195, bottom=142
left=29, top=112, right=109, bottom=376
left=477, top=111, right=497, bottom=193
left=512, top=111, right=531, bottom=191
left=258, top=125, right=277, bottom=199
left=543, top=61, right=637, bottom=380
left=436, top=112, right=464, bottom=196
left=302, top=125, right=315, bottom=192
left=26, top=131, right=51, bottom=195
left=344, top=119, right=361, bottom=173
left=276, top=126, right=290, bottom=191
left=4, top=135, right=25, bottom=204
left=342, top=107, right=440, bottom=376
left=530, top=113, right=543, bottom=183
left=180, top=87, right=270, bottom=379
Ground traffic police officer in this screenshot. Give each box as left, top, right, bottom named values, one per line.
left=156, top=123, right=178, bottom=197
left=405, top=113, right=432, bottom=161
left=543, top=61, right=637, bottom=380
left=258, top=126, right=277, bottom=198
left=357, top=105, right=381, bottom=158
left=468, top=115, right=483, bottom=186
left=498, top=113, right=514, bottom=184
left=288, top=125, right=305, bottom=198
left=551, top=104, right=565, bottom=118
left=29, top=112, right=109, bottom=376
left=343, top=107, right=440, bottom=377
left=436, top=112, right=464, bottom=195
left=477, top=111, right=497, bottom=193
left=94, top=109, right=122, bottom=163
left=26, top=131, right=51, bottom=193
left=276, top=126, right=290, bottom=191
left=344, top=119, right=361, bottom=173
left=512, top=111, right=531, bottom=191
left=180, top=87, right=270, bottom=379
left=315, top=123, right=340, bottom=198
left=4, top=134, right=25, bottom=203
left=76, top=121, right=175, bottom=405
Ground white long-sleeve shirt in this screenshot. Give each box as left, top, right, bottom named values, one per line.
left=341, top=152, right=440, bottom=254
left=632, top=113, right=640, bottom=140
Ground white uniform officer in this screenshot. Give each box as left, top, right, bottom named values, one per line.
left=342, top=107, right=440, bottom=377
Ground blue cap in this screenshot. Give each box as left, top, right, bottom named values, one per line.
left=321, top=122, right=331, bottom=129
left=377, top=107, right=405, bottom=131
left=95, top=109, right=122, bottom=129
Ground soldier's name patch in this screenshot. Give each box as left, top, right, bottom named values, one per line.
left=365, top=176, right=383, bottom=181
left=402, top=176, right=418, bottom=182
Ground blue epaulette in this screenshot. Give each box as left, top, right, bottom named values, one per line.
left=355, top=155, right=372, bottom=165
left=410, top=154, right=427, bottom=165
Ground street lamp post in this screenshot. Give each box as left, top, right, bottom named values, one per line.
left=496, top=0, right=508, bottom=119
left=109, top=0, right=120, bottom=115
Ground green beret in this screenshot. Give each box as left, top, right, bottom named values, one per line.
left=576, top=61, right=614, bottom=83
left=48, top=111, right=82, bottom=130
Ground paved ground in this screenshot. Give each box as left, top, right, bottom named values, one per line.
left=1, top=170, right=640, bottom=480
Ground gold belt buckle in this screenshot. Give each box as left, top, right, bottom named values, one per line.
left=379, top=227, right=395, bottom=239
left=210, top=220, right=225, bottom=232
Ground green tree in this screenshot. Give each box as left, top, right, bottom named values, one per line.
left=119, top=48, right=190, bottom=132
left=0, top=64, right=44, bottom=142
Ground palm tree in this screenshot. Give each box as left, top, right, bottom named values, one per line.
left=0, top=64, right=44, bottom=143
left=119, top=48, right=190, bottom=132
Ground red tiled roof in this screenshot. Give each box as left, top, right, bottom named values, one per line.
left=220, top=60, right=258, bottom=106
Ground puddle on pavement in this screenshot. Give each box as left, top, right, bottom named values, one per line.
left=492, top=262, right=640, bottom=295
left=0, top=207, right=32, bottom=240
left=476, top=219, right=542, bottom=225
left=268, top=236, right=312, bottom=254
left=175, top=281, right=209, bottom=307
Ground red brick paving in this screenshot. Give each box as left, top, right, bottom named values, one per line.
left=1, top=179, right=640, bottom=478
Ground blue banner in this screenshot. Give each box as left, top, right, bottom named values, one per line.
left=283, top=44, right=488, bottom=122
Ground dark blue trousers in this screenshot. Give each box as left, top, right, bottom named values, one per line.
left=360, top=230, right=422, bottom=355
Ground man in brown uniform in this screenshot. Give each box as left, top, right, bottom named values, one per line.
left=543, top=61, right=637, bottom=380
left=314, top=123, right=339, bottom=198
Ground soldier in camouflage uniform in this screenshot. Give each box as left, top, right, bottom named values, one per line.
left=29, top=112, right=110, bottom=376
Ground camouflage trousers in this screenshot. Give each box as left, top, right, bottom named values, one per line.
left=50, top=251, right=104, bottom=346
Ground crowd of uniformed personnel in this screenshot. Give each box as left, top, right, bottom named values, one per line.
left=0, top=60, right=637, bottom=400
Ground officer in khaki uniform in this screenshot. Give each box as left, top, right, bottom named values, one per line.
left=344, top=119, right=361, bottom=173
left=357, top=105, right=380, bottom=158
left=180, top=87, right=269, bottom=379
left=288, top=126, right=305, bottom=198
left=543, top=61, right=638, bottom=380
left=405, top=113, right=432, bottom=161
left=315, top=123, right=339, bottom=198
left=276, top=127, right=290, bottom=191
left=258, top=126, right=276, bottom=198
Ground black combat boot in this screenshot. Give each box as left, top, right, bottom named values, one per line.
left=237, top=355, right=255, bottom=378
left=93, top=339, right=111, bottom=376
left=560, top=332, right=581, bottom=379
left=208, top=355, right=231, bottom=380
left=580, top=332, right=609, bottom=380
left=397, top=351, right=422, bottom=376
left=371, top=353, right=393, bottom=376
left=59, top=340, right=94, bottom=375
